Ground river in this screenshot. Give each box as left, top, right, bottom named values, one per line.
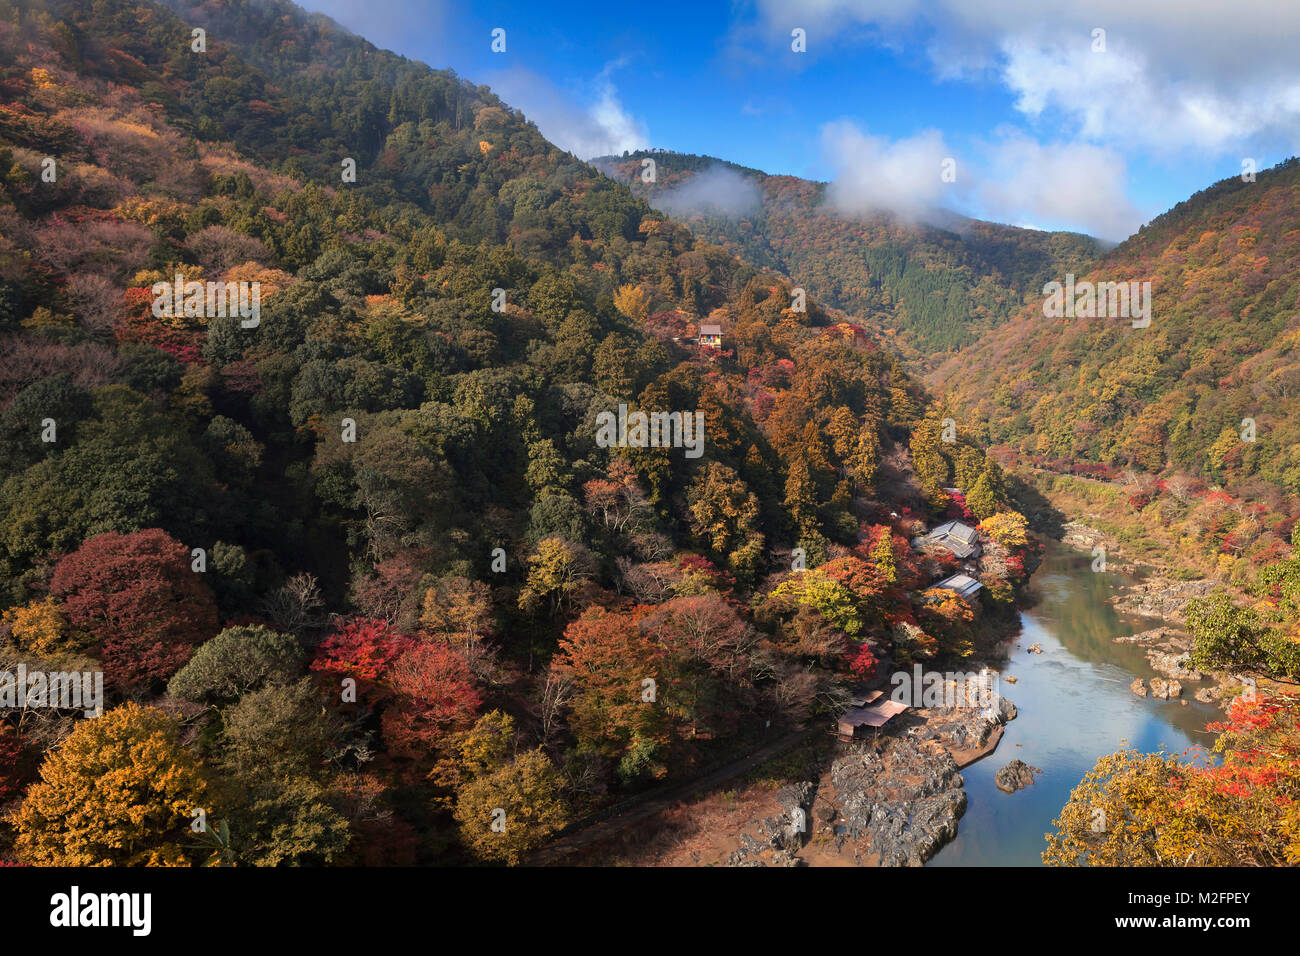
left=929, top=539, right=1221, bottom=866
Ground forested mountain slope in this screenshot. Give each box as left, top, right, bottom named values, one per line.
left=932, top=158, right=1300, bottom=498
left=593, top=150, right=1104, bottom=361
left=0, top=0, right=1031, bottom=866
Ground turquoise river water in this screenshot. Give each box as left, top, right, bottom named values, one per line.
left=929, top=540, right=1220, bottom=866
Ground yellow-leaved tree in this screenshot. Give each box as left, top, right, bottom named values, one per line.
left=612, top=283, right=649, bottom=323
left=517, top=537, right=592, bottom=619
left=10, top=703, right=210, bottom=866
left=1044, top=696, right=1300, bottom=866
left=978, top=511, right=1029, bottom=548
left=2, top=597, right=76, bottom=656
left=453, top=746, right=569, bottom=865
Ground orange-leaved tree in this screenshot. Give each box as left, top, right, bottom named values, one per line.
left=10, top=703, right=210, bottom=866
left=1044, top=694, right=1300, bottom=866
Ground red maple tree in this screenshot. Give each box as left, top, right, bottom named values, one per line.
left=51, top=529, right=219, bottom=692
left=380, top=642, right=480, bottom=763
left=309, top=617, right=417, bottom=701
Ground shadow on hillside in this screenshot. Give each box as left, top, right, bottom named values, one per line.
left=1006, top=472, right=1066, bottom=540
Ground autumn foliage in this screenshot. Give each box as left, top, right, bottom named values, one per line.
left=8, top=703, right=209, bottom=866
left=380, top=642, right=481, bottom=769
left=50, top=529, right=219, bottom=692
left=0, top=0, right=1084, bottom=869
left=1045, top=694, right=1300, bottom=867
left=309, top=618, right=416, bottom=701
left=0, top=725, right=27, bottom=804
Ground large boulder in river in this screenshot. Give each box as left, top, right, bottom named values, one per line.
left=1130, top=677, right=1148, bottom=697
left=1148, top=677, right=1182, bottom=700
left=994, top=759, right=1039, bottom=793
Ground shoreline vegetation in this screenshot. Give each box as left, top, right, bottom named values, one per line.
left=548, top=554, right=1035, bottom=866
left=1017, top=469, right=1300, bottom=866
left=556, top=491, right=1300, bottom=867
left=1021, top=465, right=1300, bottom=702
left=553, top=686, right=1018, bottom=867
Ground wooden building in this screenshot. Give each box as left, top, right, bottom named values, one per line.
left=933, top=573, right=983, bottom=600
left=836, top=690, right=908, bottom=741
left=923, top=520, right=981, bottom=559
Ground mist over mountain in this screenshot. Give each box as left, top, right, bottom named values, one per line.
left=593, top=149, right=1106, bottom=360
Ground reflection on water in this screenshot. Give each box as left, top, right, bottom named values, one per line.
left=929, top=540, right=1220, bottom=867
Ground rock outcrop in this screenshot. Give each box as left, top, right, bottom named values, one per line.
left=827, top=739, right=967, bottom=867
left=907, top=693, right=1014, bottom=754
left=994, top=759, right=1040, bottom=793
left=1109, top=579, right=1214, bottom=623
left=1147, top=650, right=1205, bottom=681
left=726, top=780, right=818, bottom=866
left=1148, top=677, right=1183, bottom=700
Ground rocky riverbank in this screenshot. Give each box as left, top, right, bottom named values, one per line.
left=727, top=692, right=1017, bottom=867
left=1059, top=521, right=1130, bottom=566
left=1058, top=521, right=1216, bottom=623
left=1108, top=578, right=1215, bottom=624
left=1058, top=522, right=1294, bottom=707
left=1116, top=624, right=1253, bottom=703
left=1057, top=519, right=1254, bottom=705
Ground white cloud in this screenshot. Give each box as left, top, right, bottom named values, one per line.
left=820, top=121, right=954, bottom=221
left=995, top=33, right=1300, bottom=156
left=486, top=66, right=649, bottom=160
left=748, top=0, right=1300, bottom=155
left=975, top=132, right=1144, bottom=240
left=739, top=0, right=1300, bottom=238
left=817, top=122, right=1143, bottom=240
left=653, top=165, right=763, bottom=218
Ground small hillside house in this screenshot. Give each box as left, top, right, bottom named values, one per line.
left=934, top=573, right=983, bottom=601
left=698, top=324, right=722, bottom=347
left=924, top=520, right=981, bottom=559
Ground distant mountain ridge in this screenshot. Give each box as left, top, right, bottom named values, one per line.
left=592, top=149, right=1106, bottom=362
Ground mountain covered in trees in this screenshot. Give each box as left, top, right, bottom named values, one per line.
left=592, top=150, right=1105, bottom=362
left=930, top=155, right=1300, bottom=693
left=933, top=158, right=1300, bottom=497
left=0, top=0, right=1035, bottom=866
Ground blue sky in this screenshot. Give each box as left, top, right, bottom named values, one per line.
left=302, top=0, right=1300, bottom=241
